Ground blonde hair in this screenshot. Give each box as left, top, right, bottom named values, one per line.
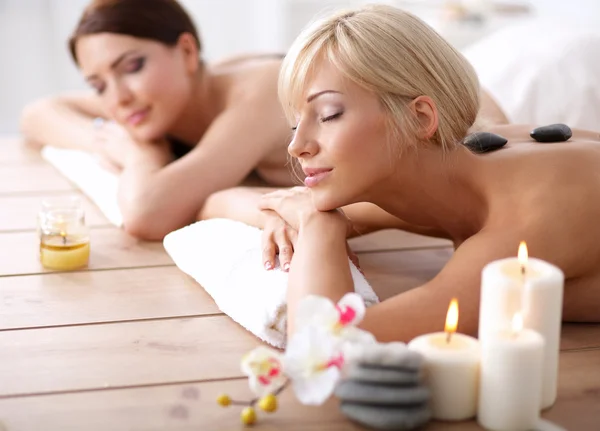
left=279, top=4, right=480, bottom=152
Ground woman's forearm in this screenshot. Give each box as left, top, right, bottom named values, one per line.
left=117, top=145, right=176, bottom=238
left=20, top=96, right=100, bottom=151
left=198, top=186, right=281, bottom=228
left=287, top=215, right=353, bottom=334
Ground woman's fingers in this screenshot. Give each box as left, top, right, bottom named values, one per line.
left=275, top=229, right=294, bottom=272
left=257, top=190, right=284, bottom=211
left=261, top=211, right=297, bottom=272
left=261, top=230, right=277, bottom=271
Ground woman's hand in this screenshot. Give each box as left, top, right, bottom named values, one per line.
left=91, top=119, right=171, bottom=171
left=258, top=186, right=349, bottom=231
left=91, top=120, right=133, bottom=172
left=259, top=187, right=361, bottom=272
left=261, top=209, right=298, bottom=271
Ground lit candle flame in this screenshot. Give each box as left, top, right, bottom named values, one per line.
left=512, top=312, right=523, bottom=335
left=518, top=241, right=528, bottom=275
left=445, top=298, right=459, bottom=343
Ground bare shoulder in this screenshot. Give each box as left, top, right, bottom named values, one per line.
left=209, top=55, right=282, bottom=102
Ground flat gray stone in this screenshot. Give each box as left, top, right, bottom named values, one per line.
left=348, top=365, right=421, bottom=386
left=335, top=380, right=430, bottom=405
left=345, top=342, right=423, bottom=370
left=341, top=402, right=431, bottom=430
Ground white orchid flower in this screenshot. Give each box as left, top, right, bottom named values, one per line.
left=283, top=325, right=345, bottom=405
left=240, top=346, right=286, bottom=396
left=295, top=292, right=376, bottom=345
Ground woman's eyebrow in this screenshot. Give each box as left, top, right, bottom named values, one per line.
left=84, top=49, right=139, bottom=81
left=306, top=90, right=342, bottom=103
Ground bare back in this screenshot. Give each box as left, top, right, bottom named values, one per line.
left=207, top=54, right=296, bottom=186
left=476, top=125, right=600, bottom=322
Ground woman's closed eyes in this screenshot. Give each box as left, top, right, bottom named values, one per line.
left=320, top=111, right=343, bottom=123
left=89, top=57, right=146, bottom=95
left=123, top=57, right=146, bottom=74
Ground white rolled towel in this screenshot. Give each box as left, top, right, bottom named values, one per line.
left=163, top=219, right=379, bottom=348
left=39, top=146, right=379, bottom=347
left=41, top=146, right=122, bottom=226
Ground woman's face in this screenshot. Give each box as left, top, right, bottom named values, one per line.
left=289, top=59, right=395, bottom=211
left=76, top=33, right=195, bottom=142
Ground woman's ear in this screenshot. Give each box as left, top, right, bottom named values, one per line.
left=176, top=33, right=200, bottom=74
left=409, top=96, right=439, bottom=140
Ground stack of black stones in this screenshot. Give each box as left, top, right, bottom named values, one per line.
left=463, top=123, right=573, bottom=154
left=335, top=343, right=431, bottom=430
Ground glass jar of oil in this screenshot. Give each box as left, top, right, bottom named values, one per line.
left=38, top=196, right=90, bottom=270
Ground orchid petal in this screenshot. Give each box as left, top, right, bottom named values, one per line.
left=292, top=366, right=340, bottom=405
left=240, top=346, right=285, bottom=396
left=336, top=293, right=366, bottom=326
left=295, top=295, right=338, bottom=330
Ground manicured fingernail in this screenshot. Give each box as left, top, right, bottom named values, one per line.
left=283, top=263, right=290, bottom=272
left=265, top=261, right=272, bottom=270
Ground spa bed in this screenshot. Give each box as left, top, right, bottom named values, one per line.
left=0, top=135, right=598, bottom=430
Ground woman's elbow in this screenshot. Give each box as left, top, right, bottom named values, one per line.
left=122, top=217, right=168, bottom=241
left=20, top=99, right=46, bottom=141
left=120, top=205, right=178, bottom=241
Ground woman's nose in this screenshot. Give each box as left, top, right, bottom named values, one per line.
left=108, top=81, right=134, bottom=110
left=288, top=125, right=319, bottom=159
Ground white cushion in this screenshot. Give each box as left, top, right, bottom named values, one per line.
left=464, top=18, right=600, bottom=131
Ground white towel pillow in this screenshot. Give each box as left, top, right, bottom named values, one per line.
left=464, top=18, right=600, bottom=131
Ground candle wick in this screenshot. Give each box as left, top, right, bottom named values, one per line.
left=446, top=331, right=452, bottom=344
left=520, top=264, right=526, bottom=277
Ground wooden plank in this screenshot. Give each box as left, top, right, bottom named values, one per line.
left=543, top=349, right=600, bottom=431
left=0, top=267, right=220, bottom=331
left=0, top=165, right=74, bottom=194
left=0, top=228, right=173, bottom=276
left=560, top=323, right=600, bottom=351
left=0, top=137, right=43, bottom=165
left=359, top=247, right=454, bottom=301
left=350, top=229, right=451, bottom=253
left=0, top=193, right=110, bottom=232
left=0, top=349, right=597, bottom=430
left=0, top=378, right=363, bottom=431
left=0, top=315, right=259, bottom=397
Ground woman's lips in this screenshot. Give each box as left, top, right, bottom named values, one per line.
left=304, top=169, right=332, bottom=187
left=127, top=108, right=150, bottom=126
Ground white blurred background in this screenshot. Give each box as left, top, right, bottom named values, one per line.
left=1, top=0, right=600, bottom=133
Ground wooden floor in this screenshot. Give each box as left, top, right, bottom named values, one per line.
left=0, top=137, right=599, bottom=431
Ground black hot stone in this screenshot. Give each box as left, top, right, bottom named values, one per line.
left=530, top=123, right=572, bottom=142
left=463, top=132, right=508, bottom=153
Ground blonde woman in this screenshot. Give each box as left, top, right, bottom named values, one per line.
left=206, top=5, right=600, bottom=340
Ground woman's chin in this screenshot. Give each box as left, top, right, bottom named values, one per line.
left=312, top=190, right=348, bottom=212
left=129, top=125, right=164, bottom=143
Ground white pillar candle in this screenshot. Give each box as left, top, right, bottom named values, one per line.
left=408, top=299, right=480, bottom=421
left=478, top=316, right=545, bottom=431
left=478, top=252, right=564, bottom=409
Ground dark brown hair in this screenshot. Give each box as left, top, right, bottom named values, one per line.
left=68, top=0, right=201, bottom=64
